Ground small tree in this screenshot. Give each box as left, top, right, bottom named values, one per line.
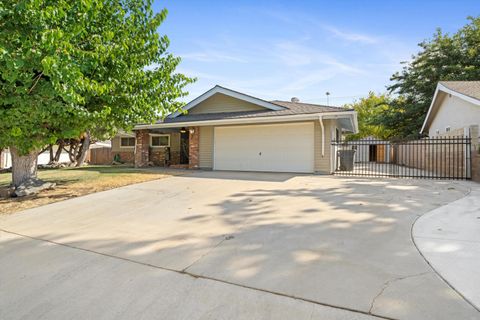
left=0, top=0, right=194, bottom=188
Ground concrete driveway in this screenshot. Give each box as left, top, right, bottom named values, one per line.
left=1, top=171, right=478, bottom=320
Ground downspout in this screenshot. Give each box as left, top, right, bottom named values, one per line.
left=318, top=115, right=325, bottom=157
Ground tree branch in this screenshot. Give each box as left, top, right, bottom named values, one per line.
left=28, top=72, right=43, bottom=94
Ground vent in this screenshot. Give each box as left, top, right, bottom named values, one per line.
left=291, top=97, right=300, bottom=103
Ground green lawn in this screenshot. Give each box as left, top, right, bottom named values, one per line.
left=0, top=165, right=179, bottom=214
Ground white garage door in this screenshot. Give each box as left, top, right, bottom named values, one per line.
left=213, top=122, right=314, bottom=173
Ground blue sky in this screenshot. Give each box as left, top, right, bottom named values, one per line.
left=155, top=1, right=479, bottom=106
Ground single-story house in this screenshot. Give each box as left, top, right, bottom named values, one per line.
left=421, top=81, right=480, bottom=137
left=112, top=85, right=358, bottom=173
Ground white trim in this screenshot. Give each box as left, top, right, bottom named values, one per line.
left=119, top=136, right=136, bottom=148
left=170, top=85, right=285, bottom=118
left=318, top=115, right=325, bottom=157
left=135, top=111, right=358, bottom=131
left=421, top=83, right=480, bottom=133
left=150, top=133, right=170, bottom=147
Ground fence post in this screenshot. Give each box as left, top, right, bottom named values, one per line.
left=469, top=125, right=479, bottom=182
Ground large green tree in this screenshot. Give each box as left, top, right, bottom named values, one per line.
left=0, top=0, right=193, bottom=187
left=380, top=16, right=480, bottom=138
left=344, top=92, right=395, bottom=140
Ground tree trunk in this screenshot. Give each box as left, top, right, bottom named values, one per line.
left=68, top=140, right=79, bottom=164
left=53, top=141, right=64, bottom=162
left=75, top=132, right=90, bottom=167
left=10, top=147, right=39, bottom=188
left=49, top=145, right=54, bottom=163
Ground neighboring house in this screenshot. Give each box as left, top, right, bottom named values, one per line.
left=112, top=85, right=358, bottom=173
left=421, top=81, right=480, bottom=137
left=0, top=147, right=70, bottom=169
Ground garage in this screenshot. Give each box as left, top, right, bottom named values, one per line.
left=213, top=122, right=314, bottom=173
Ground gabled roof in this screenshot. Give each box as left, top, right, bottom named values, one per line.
left=421, top=81, right=480, bottom=133
left=170, top=85, right=285, bottom=118
left=134, top=85, right=358, bottom=133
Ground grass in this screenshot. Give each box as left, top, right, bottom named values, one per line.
left=0, top=165, right=180, bottom=215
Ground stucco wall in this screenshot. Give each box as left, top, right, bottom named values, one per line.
left=188, top=93, right=266, bottom=114
left=429, top=95, right=480, bottom=137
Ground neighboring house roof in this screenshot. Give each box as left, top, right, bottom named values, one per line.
left=421, top=81, right=480, bottom=133
left=90, top=141, right=112, bottom=149
left=439, top=81, right=480, bottom=101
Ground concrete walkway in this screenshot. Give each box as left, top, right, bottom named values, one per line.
left=413, top=184, right=480, bottom=311
left=1, top=172, right=479, bottom=320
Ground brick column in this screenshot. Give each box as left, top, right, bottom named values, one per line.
left=134, top=130, right=150, bottom=168
left=189, top=127, right=200, bottom=169
left=470, top=125, right=480, bottom=182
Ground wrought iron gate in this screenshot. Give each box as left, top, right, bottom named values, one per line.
left=332, top=137, right=472, bottom=180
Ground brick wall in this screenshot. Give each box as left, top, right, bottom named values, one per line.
left=189, top=127, right=200, bottom=169
left=135, top=130, right=150, bottom=167
left=150, top=149, right=166, bottom=166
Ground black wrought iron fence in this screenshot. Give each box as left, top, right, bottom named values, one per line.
left=331, top=137, right=472, bottom=180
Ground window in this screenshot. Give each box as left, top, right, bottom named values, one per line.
left=150, top=134, right=170, bottom=147
left=120, top=137, right=135, bottom=147
left=445, top=126, right=451, bottom=133
left=435, top=129, right=440, bottom=135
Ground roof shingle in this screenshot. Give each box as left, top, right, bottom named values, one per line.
left=440, top=81, right=480, bottom=101
left=159, top=100, right=350, bottom=124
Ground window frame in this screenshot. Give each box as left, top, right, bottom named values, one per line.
left=150, top=134, right=170, bottom=148
left=119, top=136, right=136, bottom=148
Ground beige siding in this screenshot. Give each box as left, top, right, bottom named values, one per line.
left=111, top=135, right=134, bottom=153
left=188, top=93, right=266, bottom=114
left=314, top=120, right=338, bottom=174
left=199, top=126, right=214, bottom=169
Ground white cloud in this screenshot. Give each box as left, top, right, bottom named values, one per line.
left=272, top=40, right=365, bottom=74
left=323, top=26, right=379, bottom=44
left=180, top=51, right=248, bottom=63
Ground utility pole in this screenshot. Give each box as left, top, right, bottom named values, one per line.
left=325, top=92, right=330, bottom=106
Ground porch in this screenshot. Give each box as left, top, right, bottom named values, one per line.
left=134, top=126, right=199, bottom=169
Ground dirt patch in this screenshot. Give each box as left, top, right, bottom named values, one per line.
left=0, top=166, right=181, bottom=214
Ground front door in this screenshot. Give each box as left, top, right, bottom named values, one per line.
left=180, top=131, right=189, bottom=164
